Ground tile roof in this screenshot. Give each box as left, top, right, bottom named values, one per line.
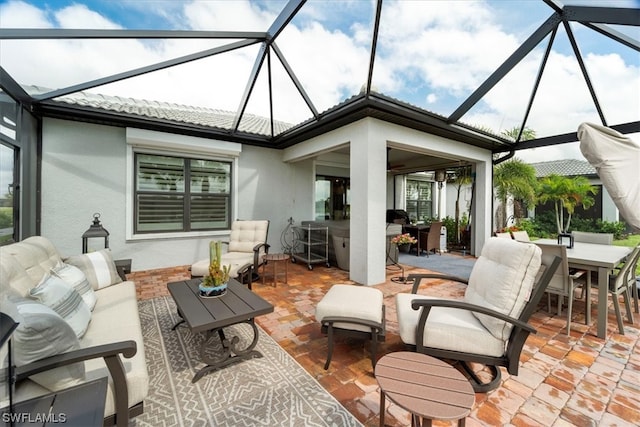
left=34, top=86, right=295, bottom=137
left=529, top=159, right=596, bottom=178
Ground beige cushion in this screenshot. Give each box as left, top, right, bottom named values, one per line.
left=65, top=249, right=122, bottom=290
left=29, top=274, right=92, bottom=338
left=315, top=284, right=383, bottom=333
left=228, top=220, right=269, bottom=253
left=463, top=238, right=541, bottom=340
left=0, top=250, right=35, bottom=298
left=1, top=236, right=62, bottom=289
left=191, top=254, right=255, bottom=278
left=82, top=281, right=149, bottom=416
left=395, top=293, right=506, bottom=357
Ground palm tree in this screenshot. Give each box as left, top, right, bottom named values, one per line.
left=537, top=174, right=597, bottom=234
left=493, top=159, right=538, bottom=230
left=450, top=165, right=473, bottom=244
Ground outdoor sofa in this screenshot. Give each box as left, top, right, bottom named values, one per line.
left=0, top=236, right=148, bottom=427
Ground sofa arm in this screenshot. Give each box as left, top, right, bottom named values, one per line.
left=15, top=340, right=137, bottom=427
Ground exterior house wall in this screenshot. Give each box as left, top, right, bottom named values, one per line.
left=41, top=116, right=492, bottom=281
left=41, top=118, right=312, bottom=271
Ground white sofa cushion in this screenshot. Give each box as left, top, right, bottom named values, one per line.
left=191, top=256, right=253, bottom=279
left=395, top=293, right=506, bottom=357
left=228, top=220, right=269, bottom=253
left=65, top=249, right=122, bottom=290
left=463, top=238, right=541, bottom=340
left=315, top=284, right=383, bottom=333
left=29, top=274, right=92, bottom=338
left=51, top=262, right=97, bottom=311
left=1, top=296, right=86, bottom=391
left=82, top=281, right=149, bottom=416
left=1, top=236, right=62, bottom=287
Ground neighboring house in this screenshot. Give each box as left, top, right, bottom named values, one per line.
left=529, top=159, right=620, bottom=224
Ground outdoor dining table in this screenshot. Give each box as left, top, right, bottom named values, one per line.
left=534, top=239, right=633, bottom=338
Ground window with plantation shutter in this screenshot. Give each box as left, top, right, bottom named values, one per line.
left=135, top=154, right=231, bottom=233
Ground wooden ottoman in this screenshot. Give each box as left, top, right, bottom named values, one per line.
left=315, top=284, right=385, bottom=370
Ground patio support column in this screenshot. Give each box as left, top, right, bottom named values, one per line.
left=349, top=120, right=386, bottom=285
left=472, top=161, right=491, bottom=255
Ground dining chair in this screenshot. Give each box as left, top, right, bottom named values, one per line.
left=609, top=245, right=640, bottom=334
left=572, top=231, right=613, bottom=245
left=418, top=221, right=443, bottom=257
left=511, top=230, right=530, bottom=242
left=536, top=243, right=588, bottom=335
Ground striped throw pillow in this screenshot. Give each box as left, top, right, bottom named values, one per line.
left=51, top=262, right=97, bottom=311
left=30, top=274, right=92, bottom=338
left=65, top=249, right=122, bottom=290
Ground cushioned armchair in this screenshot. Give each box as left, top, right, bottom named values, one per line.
left=396, top=238, right=560, bottom=392
left=191, top=220, right=270, bottom=283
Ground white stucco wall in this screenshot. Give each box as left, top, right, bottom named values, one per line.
left=41, top=116, right=493, bottom=278
left=41, top=118, right=311, bottom=271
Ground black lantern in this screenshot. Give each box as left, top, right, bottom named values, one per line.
left=558, top=232, right=574, bottom=248
left=82, top=213, right=109, bottom=253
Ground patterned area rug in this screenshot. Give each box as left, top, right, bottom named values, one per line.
left=135, top=297, right=361, bottom=426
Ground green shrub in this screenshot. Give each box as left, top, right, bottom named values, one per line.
left=0, top=208, right=13, bottom=228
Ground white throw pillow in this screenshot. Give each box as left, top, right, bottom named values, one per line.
left=65, top=249, right=122, bottom=290
left=30, top=274, right=92, bottom=338
left=0, top=296, right=85, bottom=391
left=51, top=262, right=97, bottom=311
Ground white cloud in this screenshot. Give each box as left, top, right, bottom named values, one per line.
left=0, top=0, right=637, bottom=164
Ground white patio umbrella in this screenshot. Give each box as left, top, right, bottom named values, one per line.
left=578, top=122, right=640, bottom=232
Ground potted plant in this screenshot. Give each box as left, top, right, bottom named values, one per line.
left=390, top=233, right=417, bottom=253
left=199, top=240, right=231, bottom=297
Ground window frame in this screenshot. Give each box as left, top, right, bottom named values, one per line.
left=405, top=178, right=433, bottom=223
left=125, top=128, right=240, bottom=241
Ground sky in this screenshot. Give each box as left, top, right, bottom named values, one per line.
left=1, top=0, right=639, bottom=167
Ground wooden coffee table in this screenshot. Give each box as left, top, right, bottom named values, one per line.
left=376, top=352, right=475, bottom=427
left=167, top=278, right=274, bottom=382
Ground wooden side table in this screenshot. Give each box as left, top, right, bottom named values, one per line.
left=262, top=253, right=290, bottom=286
left=1, top=377, right=108, bottom=427
left=376, top=352, right=474, bottom=427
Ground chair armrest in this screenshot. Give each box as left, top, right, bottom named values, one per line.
left=407, top=273, right=469, bottom=294
left=410, top=299, right=536, bottom=335
left=15, top=340, right=137, bottom=427
left=252, top=242, right=270, bottom=253
left=252, top=243, right=270, bottom=270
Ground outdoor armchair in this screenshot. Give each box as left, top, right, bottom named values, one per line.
left=191, top=220, right=270, bottom=281
left=395, top=238, right=560, bottom=392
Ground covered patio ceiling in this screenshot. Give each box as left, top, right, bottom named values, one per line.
left=1, top=0, right=639, bottom=155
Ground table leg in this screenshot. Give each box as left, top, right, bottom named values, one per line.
left=193, top=319, right=262, bottom=383
left=379, top=390, right=385, bottom=427
left=272, top=260, right=278, bottom=287
left=284, top=259, right=288, bottom=284
left=597, top=267, right=609, bottom=339
left=585, top=273, right=592, bottom=326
